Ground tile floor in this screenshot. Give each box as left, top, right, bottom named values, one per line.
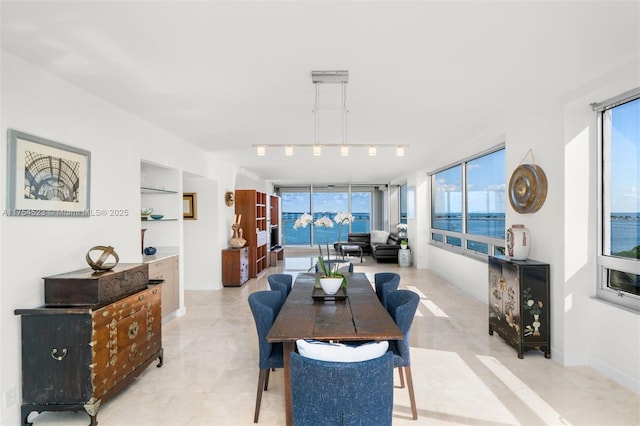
left=26, top=252, right=639, bottom=425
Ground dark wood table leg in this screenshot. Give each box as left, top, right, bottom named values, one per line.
left=283, top=341, right=294, bottom=426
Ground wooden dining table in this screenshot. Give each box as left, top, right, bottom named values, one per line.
left=267, top=272, right=403, bottom=426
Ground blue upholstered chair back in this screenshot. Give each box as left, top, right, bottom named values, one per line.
left=248, top=291, right=284, bottom=370
left=386, top=290, right=419, bottom=367
left=290, top=352, right=394, bottom=426
left=267, top=274, right=293, bottom=295
left=374, top=272, right=401, bottom=310
left=268, top=280, right=288, bottom=305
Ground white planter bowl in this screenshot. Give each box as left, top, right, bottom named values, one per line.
left=319, top=277, right=343, bottom=295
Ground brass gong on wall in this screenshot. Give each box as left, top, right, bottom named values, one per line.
left=508, top=164, right=548, bottom=213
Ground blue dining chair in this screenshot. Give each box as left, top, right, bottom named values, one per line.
left=386, top=289, right=420, bottom=420
left=267, top=274, right=293, bottom=296
left=248, top=291, right=284, bottom=423
left=290, top=351, right=394, bottom=426
left=267, top=280, right=288, bottom=305
left=374, top=272, right=401, bottom=310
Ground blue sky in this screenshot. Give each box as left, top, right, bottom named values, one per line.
left=433, top=149, right=505, bottom=214
left=282, top=191, right=371, bottom=213
left=610, top=98, right=640, bottom=213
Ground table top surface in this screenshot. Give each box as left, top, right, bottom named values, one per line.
left=266, top=272, right=403, bottom=343
left=340, top=244, right=362, bottom=250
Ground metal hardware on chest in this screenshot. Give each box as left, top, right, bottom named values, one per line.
left=50, top=348, right=67, bottom=361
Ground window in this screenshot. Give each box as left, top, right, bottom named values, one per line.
left=430, top=147, right=505, bottom=256
left=399, top=184, right=408, bottom=224
left=281, top=191, right=311, bottom=245
left=279, top=185, right=376, bottom=246
left=351, top=189, right=372, bottom=234
left=595, top=88, right=640, bottom=311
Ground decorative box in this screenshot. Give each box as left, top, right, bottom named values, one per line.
left=44, top=263, right=149, bottom=306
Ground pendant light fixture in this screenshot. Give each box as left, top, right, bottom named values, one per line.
left=252, top=70, right=408, bottom=157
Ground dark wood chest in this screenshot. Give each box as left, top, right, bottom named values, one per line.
left=488, top=255, right=551, bottom=359
left=44, top=263, right=149, bottom=306
left=15, top=265, right=163, bottom=426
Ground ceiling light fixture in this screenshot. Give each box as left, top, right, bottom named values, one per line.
left=251, top=70, right=409, bottom=157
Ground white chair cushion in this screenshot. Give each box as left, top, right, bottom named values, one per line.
left=296, top=339, right=389, bottom=363
left=371, top=230, right=390, bottom=244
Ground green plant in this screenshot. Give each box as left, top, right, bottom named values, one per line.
left=400, top=239, right=408, bottom=245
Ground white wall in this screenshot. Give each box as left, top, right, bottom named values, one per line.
left=183, top=176, right=221, bottom=290
left=0, top=51, right=240, bottom=424
left=421, top=57, right=640, bottom=394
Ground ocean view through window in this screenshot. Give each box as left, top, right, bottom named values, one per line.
left=431, top=146, right=505, bottom=256
left=596, top=89, right=640, bottom=311
left=280, top=187, right=372, bottom=246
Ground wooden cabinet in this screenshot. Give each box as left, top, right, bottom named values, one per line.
left=15, top=284, right=163, bottom=426
left=221, top=247, right=249, bottom=286
left=488, top=255, right=551, bottom=359
left=147, top=255, right=179, bottom=320
left=235, top=189, right=268, bottom=278
left=270, top=194, right=280, bottom=228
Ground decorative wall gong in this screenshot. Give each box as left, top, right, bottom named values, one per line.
left=508, top=150, right=548, bottom=213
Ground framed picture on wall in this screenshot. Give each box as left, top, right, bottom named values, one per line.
left=183, top=192, right=197, bottom=220
left=6, top=129, right=91, bottom=217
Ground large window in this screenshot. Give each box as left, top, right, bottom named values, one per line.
left=430, top=147, right=505, bottom=256
left=595, top=89, right=640, bottom=311
left=279, top=185, right=375, bottom=246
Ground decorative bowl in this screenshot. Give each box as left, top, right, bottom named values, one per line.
left=143, top=246, right=157, bottom=256
left=150, top=214, right=164, bottom=220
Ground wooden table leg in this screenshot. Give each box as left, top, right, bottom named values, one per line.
left=283, top=341, right=294, bottom=426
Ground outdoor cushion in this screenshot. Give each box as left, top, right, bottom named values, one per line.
left=296, top=339, right=388, bottom=363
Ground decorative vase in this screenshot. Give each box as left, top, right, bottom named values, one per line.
left=319, top=277, right=343, bottom=295
left=506, top=224, right=531, bottom=260
left=229, top=226, right=246, bottom=248
left=141, top=229, right=147, bottom=254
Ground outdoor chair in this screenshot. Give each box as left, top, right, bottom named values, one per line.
left=289, top=351, right=394, bottom=426
left=374, top=272, right=401, bottom=310
left=386, top=289, right=420, bottom=420
left=248, top=291, right=285, bottom=423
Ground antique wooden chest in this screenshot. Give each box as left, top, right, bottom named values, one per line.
left=488, top=255, right=550, bottom=359
left=15, top=284, right=163, bottom=426
left=44, top=263, right=149, bottom=306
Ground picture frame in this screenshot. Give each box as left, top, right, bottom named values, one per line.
left=183, top=192, right=197, bottom=220
left=6, top=129, right=91, bottom=217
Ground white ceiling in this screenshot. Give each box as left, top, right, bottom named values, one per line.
left=2, top=1, right=638, bottom=185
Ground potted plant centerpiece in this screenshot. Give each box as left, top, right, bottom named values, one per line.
left=294, top=211, right=354, bottom=295
left=400, top=239, right=408, bottom=250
